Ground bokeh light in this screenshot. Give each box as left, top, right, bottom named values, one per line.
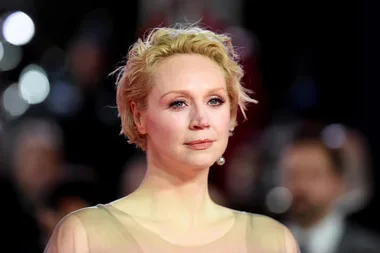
left=2, top=11, right=35, bottom=46
left=265, top=186, right=292, bottom=214
left=0, top=41, right=22, bottom=71
left=2, top=83, right=29, bottom=118
left=0, top=41, right=4, bottom=61
left=18, top=64, right=50, bottom=104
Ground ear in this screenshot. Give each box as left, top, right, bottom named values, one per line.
left=229, top=119, right=236, bottom=135
left=131, top=101, right=147, bottom=135
left=229, top=110, right=237, bottom=131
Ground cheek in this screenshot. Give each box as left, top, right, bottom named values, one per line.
left=212, top=108, right=231, bottom=134
left=145, top=111, right=186, bottom=142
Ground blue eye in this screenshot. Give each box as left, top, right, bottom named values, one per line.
left=169, top=100, right=187, bottom=109
left=208, top=97, right=225, bottom=106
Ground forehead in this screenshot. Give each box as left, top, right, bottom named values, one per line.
left=151, top=54, right=226, bottom=94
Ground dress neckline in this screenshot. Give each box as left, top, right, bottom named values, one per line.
left=100, top=203, right=240, bottom=248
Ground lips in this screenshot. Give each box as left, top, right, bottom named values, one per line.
left=184, top=139, right=214, bottom=150
left=185, top=139, right=213, bottom=145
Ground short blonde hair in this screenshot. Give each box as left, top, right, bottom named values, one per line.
left=115, top=25, right=257, bottom=150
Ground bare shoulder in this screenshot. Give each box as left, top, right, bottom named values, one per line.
left=44, top=207, right=101, bottom=253
left=237, top=212, right=299, bottom=253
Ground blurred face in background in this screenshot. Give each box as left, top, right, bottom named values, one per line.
left=14, top=136, right=62, bottom=201
left=281, top=141, right=344, bottom=226
left=68, top=38, right=104, bottom=88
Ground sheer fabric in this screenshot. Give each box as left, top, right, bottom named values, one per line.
left=44, top=204, right=287, bottom=253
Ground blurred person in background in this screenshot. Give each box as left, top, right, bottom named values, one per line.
left=2, top=118, right=96, bottom=252
left=9, top=118, right=95, bottom=206
left=44, top=25, right=299, bottom=253
left=336, top=127, right=373, bottom=216
left=55, top=24, right=137, bottom=201
left=37, top=180, right=101, bottom=243
left=11, top=119, right=64, bottom=206
left=1, top=118, right=66, bottom=252
left=222, top=120, right=299, bottom=215
left=280, top=122, right=380, bottom=253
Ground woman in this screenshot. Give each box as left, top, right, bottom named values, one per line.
left=44, top=25, right=299, bottom=253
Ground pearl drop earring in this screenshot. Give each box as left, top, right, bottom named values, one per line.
left=216, top=156, right=225, bottom=166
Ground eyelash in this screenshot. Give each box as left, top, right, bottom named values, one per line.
left=169, top=97, right=225, bottom=109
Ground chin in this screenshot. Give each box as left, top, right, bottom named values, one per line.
left=187, top=160, right=215, bottom=170
left=182, top=152, right=220, bottom=169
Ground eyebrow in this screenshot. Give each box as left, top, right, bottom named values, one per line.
left=160, top=87, right=227, bottom=100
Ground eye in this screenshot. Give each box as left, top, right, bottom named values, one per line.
left=169, top=99, right=187, bottom=109
left=208, top=97, right=225, bottom=106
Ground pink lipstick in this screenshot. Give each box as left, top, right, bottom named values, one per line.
left=184, top=139, right=214, bottom=150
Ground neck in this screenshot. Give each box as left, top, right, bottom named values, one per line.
left=132, top=160, right=216, bottom=228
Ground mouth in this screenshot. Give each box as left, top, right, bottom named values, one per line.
left=184, top=139, right=214, bottom=150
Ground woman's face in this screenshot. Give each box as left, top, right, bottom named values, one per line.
left=137, top=54, right=232, bottom=170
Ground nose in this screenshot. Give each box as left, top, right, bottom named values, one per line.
left=189, top=105, right=210, bottom=130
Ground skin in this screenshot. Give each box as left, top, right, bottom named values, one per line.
left=111, top=54, right=235, bottom=245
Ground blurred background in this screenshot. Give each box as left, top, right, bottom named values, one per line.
left=0, top=0, right=378, bottom=252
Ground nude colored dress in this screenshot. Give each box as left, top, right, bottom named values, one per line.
left=44, top=204, right=288, bottom=253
